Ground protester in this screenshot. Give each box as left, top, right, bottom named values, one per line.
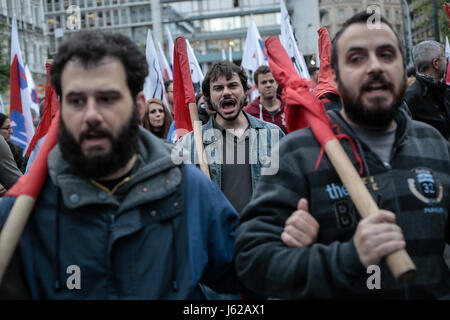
left=0, top=31, right=242, bottom=299
left=177, top=60, right=285, bottom=215
left=405, top=40, right=450, bottom=139
left=142, top=98, right=173, bottom=139
left=175, top=60, right=308, bottom=300
left=406, top=65, right=416, bottom=87
left=243, top=65, right=288, bottom=133
left=164, top=80, right=174, bottom=116
left=0, top=134, right=22, bottom=192
left=197, top=93, right=214, bottom=125
left=235, top=12, right=450, bottom=299
left=0, top=113, right=25, bottom=172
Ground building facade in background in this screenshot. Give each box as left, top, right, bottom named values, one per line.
left=42, top=0, right=320, bottom=73
left=0, top=0, right=48, bottom=89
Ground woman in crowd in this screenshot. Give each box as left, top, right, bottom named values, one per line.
left=0, top=113, right=25, bottom=172
left=142, top=98, right=173, bottom=140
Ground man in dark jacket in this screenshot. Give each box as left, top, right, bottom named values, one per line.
left=235, top=12, right=450, bottom=299
left=0, top=31, right=241, bottom=299
left=405, top=40, right=450, bottom=140
left=243, top=66, right=287, bottom=133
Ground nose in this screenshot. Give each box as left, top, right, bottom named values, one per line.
left=367, top=53, right=383, bottom=74
left=222, top=85, right=232, bottom=97
left=84, top=97, right=103, bottom=126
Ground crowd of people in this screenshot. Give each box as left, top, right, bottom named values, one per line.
left=0, top=11, right=449, bottom=300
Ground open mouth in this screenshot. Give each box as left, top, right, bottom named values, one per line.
left=221, top=100, right=236, bottom=114
left=363, top=82, right=390, bottom=97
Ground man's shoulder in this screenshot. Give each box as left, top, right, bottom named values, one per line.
left=243, top=98, right=260, bottom=114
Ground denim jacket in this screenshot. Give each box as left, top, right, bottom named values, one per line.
left=175, top=111, right=285, bottom=192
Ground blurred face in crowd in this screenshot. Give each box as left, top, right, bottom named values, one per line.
left=59, top=56, right=144, bottom=178
left=334, top=22, right=406, bottom=130
left=256, top=72, right=277, bottom=100
left=0, top=119, right=13, bottom=141
left=148, top=102, right=165, bottom=131
left=166, top=82, right=174, bottom=111
left=209, top=72, right=246, bottom=122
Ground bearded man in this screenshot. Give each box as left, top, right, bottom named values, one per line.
left=234, top=12, right=450, bottom=299
left=0, top=31, right=243, bottom=299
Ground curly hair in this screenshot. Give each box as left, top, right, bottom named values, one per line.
left=142, top=98, right=173, bottom=139
left=202, top=60, right=249, bottom=110
left=50, top=30, right=148, bottom=100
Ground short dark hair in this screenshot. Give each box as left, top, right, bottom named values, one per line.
left=253, top=65, right=271, bottom=85
left=51, top=30, right=148, bottom=100
left=330, top=11, right=405, bottom=78
left=164, top=80, right=173, bottom=91
left=202, top=60, right=249, bottom=109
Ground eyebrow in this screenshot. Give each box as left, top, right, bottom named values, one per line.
left=65, top=90, right=122, bottom=97
left=346, top=43, right=397, bottom=54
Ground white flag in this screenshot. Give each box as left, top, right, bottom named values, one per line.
left=157, top=41, right=173, bottom=83
left=241, top=15, right=268, bottom=72
left=24, top=64, right=40, bottom=117
left=143, top=29, right=169, bottom=108
left=9, top=15, right=35, bottom=151
left=185, top=39, right=204, bottom=96
left=0, top=94, right=5, bottom=114
left=445, top=36, right=450, bottom=60
left=165, top=25, right=175, bottom=68
left=222, top=49, right=226, bottom=60
left=280, top=0, right=310, bottom=78
left=229, top=46, right=233, bottom=62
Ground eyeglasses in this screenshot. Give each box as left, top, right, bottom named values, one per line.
left=0, top=125, right=11, bottom=131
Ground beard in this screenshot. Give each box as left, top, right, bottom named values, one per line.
left=338, top=72, right=407, bottom=129
left=58, top=107, right=140, bottom=179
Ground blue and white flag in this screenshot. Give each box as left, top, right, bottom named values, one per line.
left=9, top=15, right=35, bottom=151
left=241, top=15, right=268, bottom=72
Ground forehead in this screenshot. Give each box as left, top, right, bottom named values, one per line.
left=210, top=72, right=241, bottom=85
left=149, top=102, right=163, bottom=109
left=337, top=22, right=401, bottom=56
left=257, top=72, right=274, bottom=81
left=61, top=56, right=128, bottom=93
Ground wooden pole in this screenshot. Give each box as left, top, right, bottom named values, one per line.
left=325, top=138, right=416, bottom=282
left=188, top=102, right=210, bottom=179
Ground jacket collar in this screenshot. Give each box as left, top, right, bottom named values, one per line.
left=202, top=111, right=264, bottom=145
left=328, top=108, right=409, bottom=150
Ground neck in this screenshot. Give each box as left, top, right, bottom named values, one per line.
left=97, top=154, right=137, bottom=181
left=215, top=112, right=249, bottom=137
left=421, top=70, right=440, bottom=83
left=340, top=110, right=396, bottom=131
left=260, top=95, right=280, bottom=112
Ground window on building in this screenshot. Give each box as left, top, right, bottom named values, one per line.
left=338, top=9, right=345, bottom=21
left=105, top=11, right=111, bottom=26
left=113, top=10, right=119, bottom=25
left=120, top=9, right=128, bottom=24
left=97, top=11, right=103, bottom=27
left=87, top=12, right=95, bottom=27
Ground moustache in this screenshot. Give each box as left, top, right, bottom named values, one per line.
left=361, top=73, right=394, bottom=92
left=79, top=126, right=113, bottom=143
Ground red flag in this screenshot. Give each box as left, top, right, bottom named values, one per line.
left=446, top=60, right=450, bottom=85
left=444, top=3, right=450, bottom=28
left=26, top=62, right=60, bottom=157
left=266, top=37, right=362, bottom=173
left=313, top=27, right=340, bottom=100
left=6, top=110, right=59, bottom=198
left=173, top=36, right=196, bottom=140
